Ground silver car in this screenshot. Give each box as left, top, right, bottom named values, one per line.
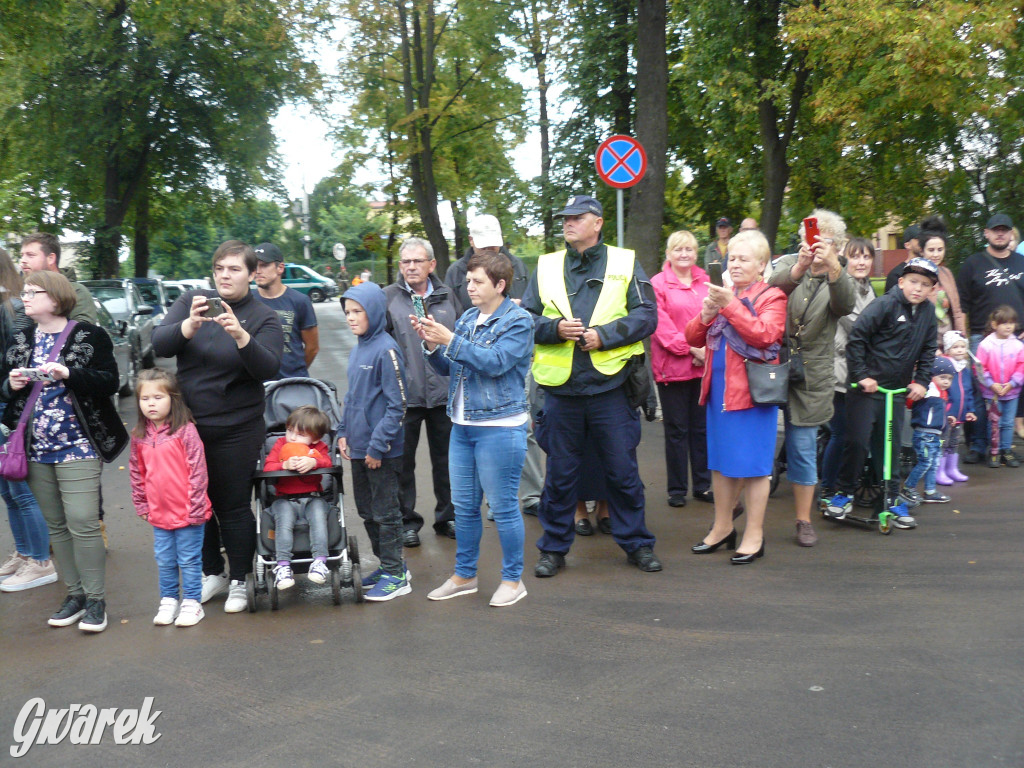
left=82, top=279, right=156, bottom=375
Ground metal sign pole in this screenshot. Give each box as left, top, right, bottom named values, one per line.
left=617, top=188, right=624, bottom=247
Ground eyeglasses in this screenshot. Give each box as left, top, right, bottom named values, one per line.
left=19, top=289, right=46, bottom=299
left=399, top=258, right=431, bottom=266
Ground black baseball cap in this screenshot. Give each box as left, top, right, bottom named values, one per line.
left=716, top=217, right=731, bottom=228
left=902, top=224, right=921, bottom=244
left=985, top=213, right=1013, bottom=230
left=254, top=242, right=284, bottom=263
left=554, top=195, right=603, bottom=218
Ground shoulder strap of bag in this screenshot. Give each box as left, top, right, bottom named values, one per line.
left=14, top=320, right=79, bottom=429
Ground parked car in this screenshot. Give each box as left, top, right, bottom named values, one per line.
left=128, top=277, right=170, bottom=323
left=279, top=263, right=339, bottom=303
left=92, top=298, right=135, bottom=397
left=82, top=279, right=156, bottom=373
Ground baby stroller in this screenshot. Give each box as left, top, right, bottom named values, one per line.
left=246, top=377, right=363, bottom=610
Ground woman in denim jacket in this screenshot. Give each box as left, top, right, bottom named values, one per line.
left=413, top=251, right=534, bottom=607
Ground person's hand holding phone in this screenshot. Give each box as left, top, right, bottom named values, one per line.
left=707, top=283, right=733, bottom=309
left=212, top=301, right=249, bottom=347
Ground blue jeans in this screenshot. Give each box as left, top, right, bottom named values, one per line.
left=905, top=432, right=942, bottom=491
left=450, top=422, right=527, bottom=582
left=270, top=496, right=329, bottom=561
left=0, top=402, right=49, bottom=561
left=783, top=418, right=819, bottom=486
left=987, top=396, right=1019, bottom=453
left=153, top=524, right=205, bottom=602
left=821, top=391, right=847, bottom=490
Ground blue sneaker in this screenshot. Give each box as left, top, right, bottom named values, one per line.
left=361, top=566, right=411, bottom=588
left=364, top=572, right=411, bottom=602
left=889, top=503, right=918, bottom=529
left=825, top=494, right=852, bottom=520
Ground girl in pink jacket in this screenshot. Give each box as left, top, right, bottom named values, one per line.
left=130, top=370, right=212, bottom=627
left=976, top=305, right=1024, bottom=465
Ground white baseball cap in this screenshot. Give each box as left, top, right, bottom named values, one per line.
left=468, top=215, right=503, bottom=249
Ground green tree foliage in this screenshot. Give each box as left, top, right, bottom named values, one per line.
left=0, top=0, right=327, bottom=277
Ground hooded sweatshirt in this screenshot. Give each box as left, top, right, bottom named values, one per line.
left=341, top=282, right=406, bottom=460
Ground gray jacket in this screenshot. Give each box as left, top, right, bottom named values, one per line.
left=833, top=278, right=876, bottom=393
left=769, top=255, right=857, bottom=426
left=383, top=274, right=461, bottom=409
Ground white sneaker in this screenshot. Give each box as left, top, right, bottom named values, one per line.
left=153, top=597, right=180, bottom=625
left=200, top=572, right=229, bottom=603
left=0, top=558, right=58, bottom=592
left=0, top=551, right=26, bottom=581
left=174, top=599, right=205, bottom=627
left=273, top=563, right=295, bottom=590
left=307, top=560, right=329, bottom=584
left=224, top=580, right=247, bottom=613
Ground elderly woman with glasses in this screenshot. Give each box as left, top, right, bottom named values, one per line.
left=0, top=271, right=128, bottom=632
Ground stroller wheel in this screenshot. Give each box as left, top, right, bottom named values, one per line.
left=331, top=568, right=342, bottom=606
left=349, top=564, right=365, bottom=604
left=349, top=536, right=361, bottom=565
left=245, top=573, right=257, bottom=613
left=269, top=577, right=279, bottom=611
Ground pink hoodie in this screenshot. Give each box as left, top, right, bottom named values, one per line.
left=976, top=333, right=1024, bottom=401
left=651, top=261, right=710, bottom=383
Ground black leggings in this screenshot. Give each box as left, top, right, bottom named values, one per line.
left=197, top=419, right=265, bottom=581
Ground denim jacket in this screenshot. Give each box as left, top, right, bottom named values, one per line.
left=425, top=297, right=534, bottom=421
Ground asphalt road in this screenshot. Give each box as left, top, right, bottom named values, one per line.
left=1, top=298, right=1022, bottom=767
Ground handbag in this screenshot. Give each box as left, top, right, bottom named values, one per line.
left=745, top=358, right=790, bottom=406
left=0, top=321, right=78, bottom=480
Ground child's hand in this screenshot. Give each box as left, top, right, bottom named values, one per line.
left=291, top=456, right=317, bottom=473
left=947, top=415, right=957, bottom=426
left=966, top=412, right=977, bottom=422
left=339, top=437, right=350, bottom=461
left=365, top=455, right=381, bottom=470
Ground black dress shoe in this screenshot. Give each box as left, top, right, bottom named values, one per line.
left=534, top=551, right=565, bottom=577
left=436, top=521, right=456, bottom=539
left=692, top=490, right=714, bottom=503
left=668, top=495, right=687, bottom=507
left=626, top=546, right=662, bottom=572
left=730, top=541, right=765, bottom=565
left=596, top=517, right=612, bottom=535
left=575, top=518, right=594, bottom=536
left=691, top=529, right=737, bottom=554
left=402, top=529, right=421, bottom=548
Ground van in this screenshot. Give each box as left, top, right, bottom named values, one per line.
left=279, top=263, right=339, bottom=303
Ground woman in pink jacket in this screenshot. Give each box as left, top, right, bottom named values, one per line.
left=651, top=230, right=713, bottom=508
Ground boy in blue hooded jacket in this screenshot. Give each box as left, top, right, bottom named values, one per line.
left=340, top=282, right=410, bottom=601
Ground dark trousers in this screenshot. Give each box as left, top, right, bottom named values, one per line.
left=837, top=389, right=903, bottom=497
left=351, top=456, right=404, bottom=575
left=535, top=387, right=655, bottom=554
left=400, top=405, right=455, bottom=532
left=820, top=390, right=847, bottom=489
left=657, top=379, right=710, bottom=497
left=197, top=419, right=264, bottom=581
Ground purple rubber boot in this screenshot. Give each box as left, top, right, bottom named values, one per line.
left=935, top=454, right=954, bottom=486
left=947, top=453, right=969, bottom=482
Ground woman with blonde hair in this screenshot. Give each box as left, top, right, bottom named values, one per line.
left=685, top=231, right=787, bottom=564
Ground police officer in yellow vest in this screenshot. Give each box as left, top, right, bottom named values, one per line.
left=521, top=194, right=661, bottom=576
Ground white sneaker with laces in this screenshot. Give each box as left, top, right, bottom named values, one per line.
left=274, top=563, right=295, bottom=590
left=224, top=580, right=248, bottom=613
left=174, top=599, right=205, bottom=627
left=0, top=551, right=26, bottom=581
left=200, top=572, right=229, bottom=603
left=153, top=597, right=180, bottom=625
left=307, top=560, right=329, bottom=584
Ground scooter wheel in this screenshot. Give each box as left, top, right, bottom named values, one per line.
left=878, top=512, right=894, bottom=535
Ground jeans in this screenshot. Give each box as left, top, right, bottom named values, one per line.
left=820, top=391, right=847, bottom=489
left=28, top=459, right=104, bottom=599
left=270, top=496, right=329, bottom=561
left=987, top=396, right=1019, bottom=453
left=153, top=524, right=204, bottom=601
left=0, top=475, right=50, bottom=561
left=197, top=419, right=264, bottom=581
left=400, top=406, right=455, bottom=532
left=905, top=431, right=942, bottom=491
left=783, top=418, right=820, bottom=487
left=450, top=422, right=527, bottom=582
left=351, top=456, right=404, bottom=575
left=658, top=379, right=710, bottom=497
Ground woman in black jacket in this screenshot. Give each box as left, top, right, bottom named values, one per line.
left=1, top=270, right=128, bottom=632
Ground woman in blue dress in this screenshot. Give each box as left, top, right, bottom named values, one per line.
left=684, top=231, right=787, bottom=564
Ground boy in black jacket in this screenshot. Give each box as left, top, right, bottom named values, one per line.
left=826, top=258, right=939, bottom=528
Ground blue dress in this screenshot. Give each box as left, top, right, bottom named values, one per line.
left=706, top=339, right=778, bottom=477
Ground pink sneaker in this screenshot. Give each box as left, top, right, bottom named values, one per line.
left=0, top=558, right=58, bottom=592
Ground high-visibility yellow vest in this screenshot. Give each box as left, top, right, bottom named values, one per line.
left=533, top=245, right=645, bottom=386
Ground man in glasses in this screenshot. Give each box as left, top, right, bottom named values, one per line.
left=382, top=237, right=460, bottom=547
left=19, top=233, right=96, bottom=323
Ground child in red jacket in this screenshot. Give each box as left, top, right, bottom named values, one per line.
left=130, top=370, right=213, bottom=628
left=263, top=405, right=332, bottom=590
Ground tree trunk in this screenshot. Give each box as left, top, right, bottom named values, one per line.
left=450, top=195, right=465, bottom=272
left=133, top=179, right=150, bottom=277
left=525, top=0, right=554, bottom=251
left=625, top=0, right=667, bottom=277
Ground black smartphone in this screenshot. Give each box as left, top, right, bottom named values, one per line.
left=708, top=262, right=724, bottom=287
left=204, top=296, right=224, bottom=318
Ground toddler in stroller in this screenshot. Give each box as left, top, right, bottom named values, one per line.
left=265, top=405, right=332, bottom=589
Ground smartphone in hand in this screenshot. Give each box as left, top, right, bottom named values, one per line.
left=708, top=262, right=724, bottom=287
left=411, top=295, right=426, bottom=320
left=203, top=296, right=225, bottom=318
left=17, top=368, right=54, bottom=382
left=802, top=217, right=820, bottom=246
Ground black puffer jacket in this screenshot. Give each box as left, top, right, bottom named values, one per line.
left=846, top=285, right=937, bottom=391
